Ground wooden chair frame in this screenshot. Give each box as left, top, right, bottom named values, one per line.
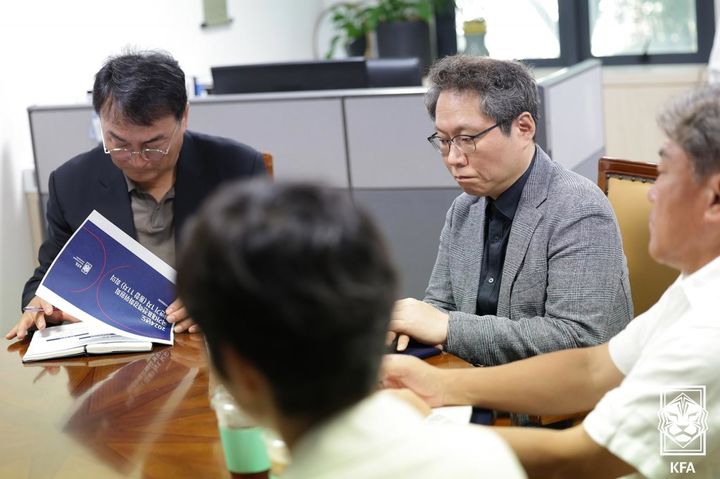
left=262, top=152, right=274, bottom=178
left=598, top=157, right=658, bottom=193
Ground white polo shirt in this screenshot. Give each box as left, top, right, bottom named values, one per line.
left=584, top=255, right=720, bottom=478
left=284, top=390, right=527, bottom=479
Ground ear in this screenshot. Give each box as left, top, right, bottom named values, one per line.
left=181, top=103, right=190, bottom=129
left=514, top=111, right=536, bottom=141
left=220, top=345, right=264, bottom=395
left=705, top=171, right=720, bottom=223
left=218, top=345, right=274, bottom=423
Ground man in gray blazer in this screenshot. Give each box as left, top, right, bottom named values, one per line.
left=389, top=55, right=632, bottom=367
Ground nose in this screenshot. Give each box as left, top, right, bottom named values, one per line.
left=445, top=143, right=468, bottom=167
left=119, top=152, right=152, bottom=168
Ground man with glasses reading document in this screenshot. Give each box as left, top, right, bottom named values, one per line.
left=387, top=56, right=632, bottom=424
left=6, top=50, right=265, bottom=341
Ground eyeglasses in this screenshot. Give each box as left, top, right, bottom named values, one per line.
left=101, top=122, right=180, bottom=162
left=427, top=122, right=501, bottom=156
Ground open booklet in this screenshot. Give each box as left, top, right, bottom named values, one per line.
left=23, top=321, right=153, bottom=362
left=23, top=210, right=175, bottom=362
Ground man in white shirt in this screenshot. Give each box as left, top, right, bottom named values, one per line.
left=176, top=181, right=526, bottom=478
left=381, top=85, right=720, bottom=478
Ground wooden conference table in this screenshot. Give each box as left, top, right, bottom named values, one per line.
left=0, top=333, right=471, bottom=478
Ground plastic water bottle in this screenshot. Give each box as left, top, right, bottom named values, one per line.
left=211, top=384, right=271, bottom=479
left=464, top=18, right=490, bottom=57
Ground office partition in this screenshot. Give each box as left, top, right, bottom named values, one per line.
left=536, top=59, right=605, bottom=181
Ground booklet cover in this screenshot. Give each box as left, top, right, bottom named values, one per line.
left=32, top=210, right=175, bottom=353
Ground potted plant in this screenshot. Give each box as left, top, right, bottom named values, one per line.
left=325, top=2, right=373, bottom=59
left=367, top=0, right=435, bottom=72
left=324, top=0, right=457, bottom=67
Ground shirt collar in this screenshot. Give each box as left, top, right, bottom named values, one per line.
left=124, top=174, right=176, bottom=200
left=679, top=255, right=720, bottom=310
left=492, top=146, right=537, bottom=220
left=124, top=174, right=137, bottom=193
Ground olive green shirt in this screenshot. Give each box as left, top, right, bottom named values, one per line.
left=125, top=176, right=176, bottom=267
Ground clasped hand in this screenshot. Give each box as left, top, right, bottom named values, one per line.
left=387, top=298, right=449, bottom=351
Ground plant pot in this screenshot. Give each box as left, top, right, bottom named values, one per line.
left=346, top=36, right=368, bottom=57
left=434, top=0, right=457, bottom=58
left=376, top=20, right=432, bottom=73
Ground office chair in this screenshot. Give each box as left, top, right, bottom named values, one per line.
left=598, top=157, right=678, bottom=317
left=262, top=153, right=274, bottom=178
left=526, top=157, right=679, bottom=428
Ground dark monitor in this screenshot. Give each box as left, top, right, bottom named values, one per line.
left=366, top=58, right=422, bottom=88
left=211, top=58, right=368, bottom=94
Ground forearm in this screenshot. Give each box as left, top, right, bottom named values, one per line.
left=24, top=235, right=61, bottom=308
left=440, top=344, right=620, bottom=415
left=26, top=172, right=71, bottom=308
left=447, top=312, right=585, bottom=365
left=493, top=427, right=570, bottom=478
left=494, top=426, right=635, bottom=479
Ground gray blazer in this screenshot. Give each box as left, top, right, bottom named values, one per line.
left=426, top=147, right=633, bottom=366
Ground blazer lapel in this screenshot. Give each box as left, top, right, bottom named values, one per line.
left=497, top=148, right=552, bottom=316
left=458, top=197, right=487, bottom=313
left=96, top=156, right=136, bottom=238
left=173, top=132, right=207, bottom=242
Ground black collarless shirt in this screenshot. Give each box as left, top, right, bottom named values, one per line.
left=476, top=151, right=537, bottom=316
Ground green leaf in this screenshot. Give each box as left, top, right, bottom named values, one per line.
left=326, top=35, right=342, bottom=59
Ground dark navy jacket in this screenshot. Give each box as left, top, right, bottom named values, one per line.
left=22, top=130, right=266, bottom=307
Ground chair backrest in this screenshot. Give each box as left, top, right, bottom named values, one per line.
left=598, top=157, right=678, bottom=316
left=262, top=152, right=274, bottom=178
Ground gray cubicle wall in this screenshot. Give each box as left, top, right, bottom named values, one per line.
left=187, top=92, right=350, bottom=187
left=29, top=105, right=99, bottom=199
left=28, top=65, right=605, bottom=299
left=343, top=93, right=459, bottom=296
left=536, top=59, right=605, bottom=181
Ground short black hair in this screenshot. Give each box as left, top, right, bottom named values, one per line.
left=92, top=50, right=187, bottom=126
left=177, top=180, right=397, bottom=422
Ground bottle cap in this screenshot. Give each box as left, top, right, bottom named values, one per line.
left=463, top=18, right=487, bottom=34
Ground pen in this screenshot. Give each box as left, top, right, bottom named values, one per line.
left=23, top=306, right=45, bottom=312
left=23, top=306, right=61, bottom=313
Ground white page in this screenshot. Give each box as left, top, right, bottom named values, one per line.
left=23, top=322, right=152, bottom=362
left=426, top=405, right=473, bottom=425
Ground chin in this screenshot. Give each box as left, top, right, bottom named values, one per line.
left=648, top=242, right=670, bottom=268
left=459, top=185, right=487, bottom=197
left=125, top=171, right=154, bottom=183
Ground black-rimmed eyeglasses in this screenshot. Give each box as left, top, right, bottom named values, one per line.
left=427, top=122, right=501, bottom=155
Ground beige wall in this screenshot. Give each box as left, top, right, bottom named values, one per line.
left=602, top=65, right=708, bottom=163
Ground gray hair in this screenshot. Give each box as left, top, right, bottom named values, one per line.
left=424, top=55, right=538, bottom=135
left=658, top=85, right=720, bottom=180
